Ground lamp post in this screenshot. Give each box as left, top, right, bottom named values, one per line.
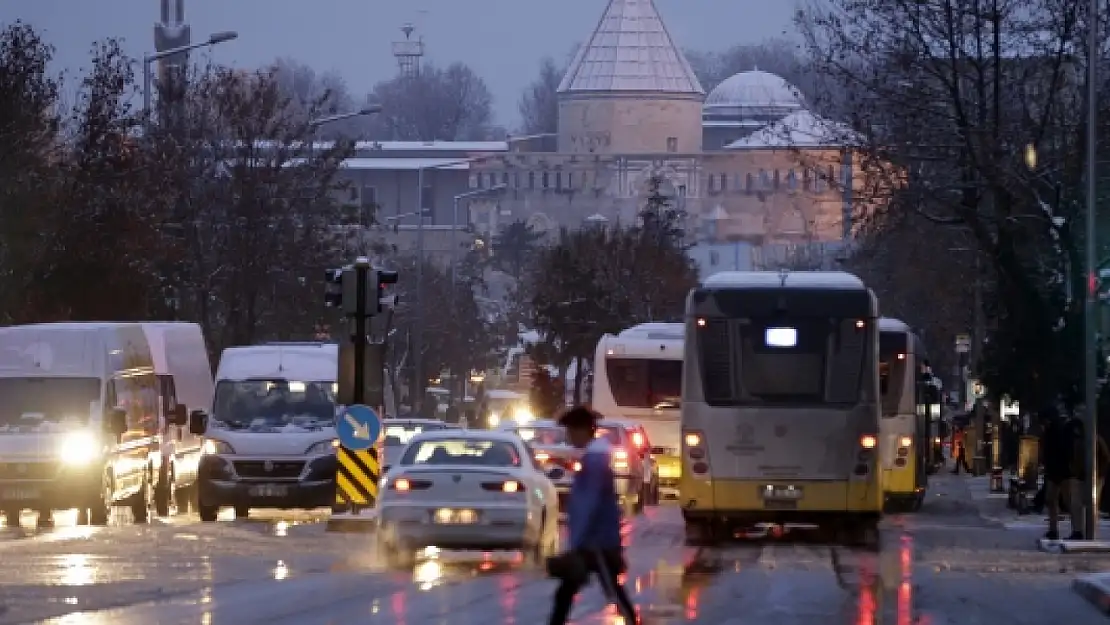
left=451, top=184, right=507, bottom=286
left=142, top=30, right=238, bottom=132
left=411, top=157, right=483, bottom=402
left=1083, top=0, right=1100, bottom=539
left=308, top=106, right=383, bottom=129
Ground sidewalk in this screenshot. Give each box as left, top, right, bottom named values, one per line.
left=960, top=473, right=1110, bottom=532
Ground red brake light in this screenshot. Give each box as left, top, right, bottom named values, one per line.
left=503, top=481, right=520, bottom=493
left=631, top=432, right=645, bottom=448
left=481, top=480, right=523, bottom=492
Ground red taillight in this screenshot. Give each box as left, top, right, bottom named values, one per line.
left=394, top=478, right=409, bottom=491
left=481, top=480, right=523, bottom=492
left=390, top=477, right=431, bottom=491
left=535, top=451, right=550, bottom=463
left=631, top=431, right=645, bottom=448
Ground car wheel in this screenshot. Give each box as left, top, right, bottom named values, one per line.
left=130, top=472, right=151, bottom=523
left=154, top=465, right=175, bottom=517
left=198, top=503, right=219, bottom=522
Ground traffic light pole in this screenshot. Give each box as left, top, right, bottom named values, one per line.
left=352, top=259, right=369, bottom=406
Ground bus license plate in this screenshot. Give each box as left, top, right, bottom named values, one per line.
left=249, top=484, right=288, bottom=497
left=2, top=488, right=39, bottom=501
left=762, top=485, right=803, bottom=500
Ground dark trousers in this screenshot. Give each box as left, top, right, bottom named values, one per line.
left=953, top=447, right=971, bottom=473
left=548, top=548, right=637, bottom=625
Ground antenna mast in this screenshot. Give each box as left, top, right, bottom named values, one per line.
left=392, top=23, right=424, bottom=78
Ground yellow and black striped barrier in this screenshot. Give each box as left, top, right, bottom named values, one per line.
left=336, top=444, right=380, bottom=508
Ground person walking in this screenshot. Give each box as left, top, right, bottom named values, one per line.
left=952, top=427, right=972, bottom=474
left=547, top=406, right=638, bottom=625
left=1040, top=408, right=1084, bottom=540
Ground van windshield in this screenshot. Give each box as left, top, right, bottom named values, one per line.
left=0, top=377, right=100, bottom=433
left=213, top=379, right=337, bottom=430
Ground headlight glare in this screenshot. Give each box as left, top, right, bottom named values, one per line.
left=513, top=407, right=534, bottom=423
left=203, top=439, right=235, bottom=455
left=305, top=439, right=338, bottom=455
left=59, top=431, right=99, bottom=464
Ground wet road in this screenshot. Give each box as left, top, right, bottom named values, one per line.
left=0, top=475, right=1106, bottom=624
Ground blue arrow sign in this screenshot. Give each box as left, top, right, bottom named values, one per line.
left=336, top=404, right=381, bottom=451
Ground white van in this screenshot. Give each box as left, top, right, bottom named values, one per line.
left=191, top=342, right=340, bottom=521
left=0, top=322, right=210, bottom=526
left=143, top=323, right=214, bottom=516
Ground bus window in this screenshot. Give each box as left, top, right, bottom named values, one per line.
left=878, top=331, right=908, bottom=414
left=605, top=359, right=683, bottom=409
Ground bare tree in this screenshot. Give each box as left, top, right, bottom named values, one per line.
left=517, top=57, right=563, bottom=135
left=797, top=0, right=1109, bottom=404
left=269, top=57, right=362, bottom=138
left=367, top=61, right=494, bottom=141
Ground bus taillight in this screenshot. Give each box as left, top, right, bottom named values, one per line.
left=684, top=429, right=709, bottom=472
left=859, top=435, right=877, bottom=449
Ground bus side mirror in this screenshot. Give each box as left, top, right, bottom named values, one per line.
left=188, top=410, right=208, bottom=435
left=107, top=408, right=128, bottom=436
left=170, top=405, right=188, bottom=426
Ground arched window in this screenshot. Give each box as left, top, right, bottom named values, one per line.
left=773, top=170, right=781, bottom=190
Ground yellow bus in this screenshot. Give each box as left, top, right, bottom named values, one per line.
left=679, top=271, right=883, bottom=546
left=878, top=318, right=929, bottom=511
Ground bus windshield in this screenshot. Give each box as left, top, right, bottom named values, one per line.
left=701, top=317, right=868, bottom=406
left=605, top=358, right=682, bottom=409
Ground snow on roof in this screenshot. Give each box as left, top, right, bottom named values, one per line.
left=701, top=270, right=866, bottom=290
left=704, top=70, right=805, bottom=112
left=618, top=323, right=684, bottom=340
left=341, top=158, right=471, bottom=171
left=879, top=317, right=912, bottom=332
left=352, top=141, right=508, bottom=152
left=558, top=0, right=704, bottom=95
left=725, top=110, right=859, bottom=150
left=216, top=343, right=338, bottom=383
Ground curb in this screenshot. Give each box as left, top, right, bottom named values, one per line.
left=1073, top=573, right=1110, bottom=615
left=1039, top=539, right=1110, bottom=554
left=326, top=511, right=378, bottom=533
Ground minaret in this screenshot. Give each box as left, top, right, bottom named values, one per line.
left=153, top=0, right=190, bottom=79
left=392, top=24, right=424, bottom=78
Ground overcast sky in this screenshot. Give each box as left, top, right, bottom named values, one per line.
left=3, top=0, right=797, bottom=126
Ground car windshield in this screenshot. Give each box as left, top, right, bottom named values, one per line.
left=383, top=423, right=449, bottom=447
left=0, top=377, right=100, bottom=433
left=510, top=426, right=566, bottom=445
left=212, top=379, right=336, bottom=430
left=400, top=438, right=522, bottom=467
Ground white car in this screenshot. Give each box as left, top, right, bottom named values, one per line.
left=497, top=420, right=576, bottom=510
left=376, top=429, right=560, bottom=568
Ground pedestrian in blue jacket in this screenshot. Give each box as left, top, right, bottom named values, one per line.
left=547, top=406, right=638, bottom=625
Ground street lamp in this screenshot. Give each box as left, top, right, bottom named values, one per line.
left=142, top=30, right=239, bottom=131
left=1083, top=0, right=1099, bottom=540
left=308, top=105, right=383, bottom=128
left=451, top=184, right=507, bottom=286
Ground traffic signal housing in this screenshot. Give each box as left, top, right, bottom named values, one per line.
left=374, top=269, right=399, bottom=313
left=324, top=268, right=344, bottom=308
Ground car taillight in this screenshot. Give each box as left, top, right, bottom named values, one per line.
left=390, top=477, right=431, bottom=491
left=535, top=451, right=550, bottom=463
left=631, top=431, right=645, bottom=448
left=573, top=461, right=582, bottom=472
left=481, top=480, right=523, bottom=492
left=613, top=448, right=630, bottom=471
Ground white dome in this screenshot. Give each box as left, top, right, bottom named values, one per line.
left=704, top=70, right=804, bottom=117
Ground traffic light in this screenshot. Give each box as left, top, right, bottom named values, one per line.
left=373, top=269, right=399, bottom=313
left=324, top=268, right=344, bottom=308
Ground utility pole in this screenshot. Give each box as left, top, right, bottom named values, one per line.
left=1083, top=0, right=1100, bottom=540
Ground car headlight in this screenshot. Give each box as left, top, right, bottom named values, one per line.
left=203, top=439, right=235, bottom=455
left=513, top=407, right=534, bottom=423
left=59, top=430, right=100, bottom=464
left=306, top=439, right=339, bottom=455
left=488, top=412, right=500, bottom=426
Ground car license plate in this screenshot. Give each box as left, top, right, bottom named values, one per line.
left=433, top=508, right=478, bottom=524
left=761, top=485, right=803, bottom=500
left=248, top=484, right=288, bottom=497
left=1, top=488, right=38, bottom=501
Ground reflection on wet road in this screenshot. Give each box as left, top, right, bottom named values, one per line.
left=4, top=478, right=1109, bottom=624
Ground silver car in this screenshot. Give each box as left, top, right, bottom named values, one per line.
left=376, top=429, right=560, bottom=568
left=381, top=419, right=459, bottom=473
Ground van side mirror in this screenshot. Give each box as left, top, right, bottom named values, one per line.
left=107, top=408, right=128, bottom=436
left=170, top=405, right=188, bottom=427
left=188, top=410, right=208, bottom=435
left=546, top=467, right=566, bottom=481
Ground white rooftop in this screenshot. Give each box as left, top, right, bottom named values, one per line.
left=702, top=270, right=866, bottom=290
left=704, top=70, right=805, bottom=114
left=725, top=110, right=859, bottom=150
left=557, top=0, right=704, bottom=95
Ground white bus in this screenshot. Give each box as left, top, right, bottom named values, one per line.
left=680, top=271, right=883, bottom=546
left=592, top=323, right=683, bottom=499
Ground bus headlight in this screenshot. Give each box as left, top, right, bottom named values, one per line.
left=513, top=407, right=534, bottom=423
left=59, top=431, right=100, bottom=464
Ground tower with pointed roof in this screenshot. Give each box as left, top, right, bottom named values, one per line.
left=557, top=0, right=705, bottom=154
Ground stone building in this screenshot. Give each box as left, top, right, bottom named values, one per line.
left=347, top=0, right=868, bottom=273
